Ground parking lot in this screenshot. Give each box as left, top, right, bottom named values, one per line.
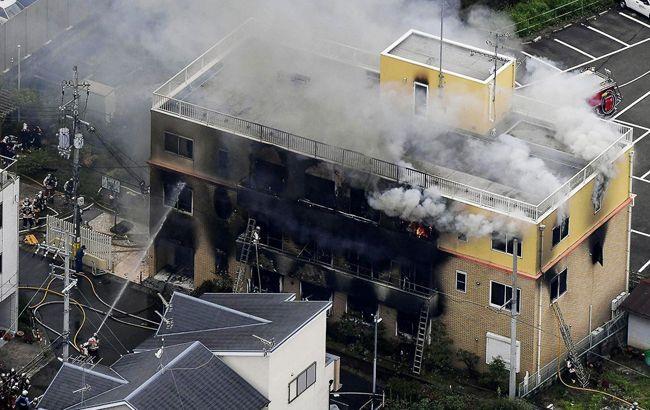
left=516, top=7, right=650, bottom=284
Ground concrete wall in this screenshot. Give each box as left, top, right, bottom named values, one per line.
left=0, top=176, right=18, bottom=332
left=627, top=314, right=650, bottom=350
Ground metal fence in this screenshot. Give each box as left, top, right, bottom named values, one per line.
left=0, top=0, right=92, bottom=74
left=518, top=314, right=627, bottom=397
left=46, top=215, right=113, bottom=270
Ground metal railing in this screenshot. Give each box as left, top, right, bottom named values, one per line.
left=152, top=30, right=633, bottom=223
left=518, top=313, right=627, bottom=397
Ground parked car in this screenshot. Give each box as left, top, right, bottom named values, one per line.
left=620, top=0, right=650, bottom=18
left=0, top=0, right=26, bottom=24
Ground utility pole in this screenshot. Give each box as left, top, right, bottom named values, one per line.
left=438, top=0, right=445, bottom=91
left=60, top=66, right=92, bottom=246
left=486, top=32, right=509, bottom=130
left=509, top=238, right=519, bottom=399
left=17, top=44, right=21, bottom=123
left=371, top=311, right=382, bottom=410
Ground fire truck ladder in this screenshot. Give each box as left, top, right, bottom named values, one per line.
left=233, top=218, right=257, bottom=293
left=552, top=302, right=590, bottom=387
left=412, top=297, right=431, bottom=375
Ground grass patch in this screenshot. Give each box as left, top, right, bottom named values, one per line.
left=508, top=0, right=614, bottom=36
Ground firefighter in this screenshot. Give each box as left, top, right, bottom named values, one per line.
left=43, top=173, right=58, bottom=202
left=21, top=205, right=34, bottom=230
left=75, top=245, right=86, bottom=273
left=63, top=178, right=75, bottom=203
left=81, top=333, right=99, bottom=358
left=14, top=390, right=30, bottom=409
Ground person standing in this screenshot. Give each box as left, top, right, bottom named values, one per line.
left=75, top=245, right=86, bottom=273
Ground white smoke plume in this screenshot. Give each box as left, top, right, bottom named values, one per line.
left=368, top=186, right=523, bottom=238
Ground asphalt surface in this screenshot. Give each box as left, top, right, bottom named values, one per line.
left=19, top=249, right=161, bottom=365
left=516, top=7, right=650, bottom=285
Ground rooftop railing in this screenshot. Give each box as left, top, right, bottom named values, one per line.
left=152, top=25, right=633, bottom=223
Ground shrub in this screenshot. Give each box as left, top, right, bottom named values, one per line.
left=457, top=348, right=480, bottom=376
left=480, top=357, right=509, bottom=392
left=423, top=319, right=453, bottom=373
left=191, top=274, right=233, bottom=296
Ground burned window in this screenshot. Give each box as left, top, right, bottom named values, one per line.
left=343, top=249, right=373, bottom=277
left=252, top=159, right=286, bottom=195
left=164, top=132, right=193, bottom=159
left=256, top=219, right=283, bottom=250
left=349, top=187, right=369, bottom=216
left=550, top=269, right=567, bottom=302
left=305, top=174, right=337, bottom=208
left=414, top=82, right=428, bottom=116
left=164, top=182, right=192, bottom=214
left=217, top=149, right=229, bottom=177
left=552, top=218, right=570, bottom=247
left=458, top=233, right=468, bottom=242
left=490, top=281, right=521, bottom=313
left=347, top=296, right=378, bottom=324
left=492, top=234, right=522, bottom=257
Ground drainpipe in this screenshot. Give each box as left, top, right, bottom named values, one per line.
left=536, top=224, right=545, bottom=384
left=625, top=151, right=634, bottom=290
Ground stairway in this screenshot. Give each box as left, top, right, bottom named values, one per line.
left=552, top=302, right=589, bottom=387
left=412, top=298, right=431, bottom=375
left=233, top=218, right=257, bottom=293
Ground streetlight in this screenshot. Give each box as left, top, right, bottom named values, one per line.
left=372, top=312, right=382, bottom=410
left=17, top=44, right=21, bottom=122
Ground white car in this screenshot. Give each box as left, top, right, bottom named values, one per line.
left=0, top=0, right=26, bottom=23
left=620, top=0, right=650, bottom=18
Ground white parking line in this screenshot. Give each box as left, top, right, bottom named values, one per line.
left=619, top=12, right=650, bottom=29
left=613, top=90, right=650, bottom=119
left=633, top=176, right=650, bottom=183
left=615, top=119, right=650, bottom=131
left=640, top=259, right=650, bottom=273
left=521, top=51, right=562, bottom=71
left=635, top=130, right=650, bottom=145
left=641, top=167, right=650, bottom=179
left=554, top=38, right=596, bottom=59
left=632, top=229, right=650, bottom=238
left=620, top=70, right=650, bottom=88
left=564, top=37, right=650, bottom=72
left=584, top=24, right=629, bottom=46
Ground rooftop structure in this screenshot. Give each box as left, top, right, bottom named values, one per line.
left=152, top=20, right=632, bottom=223
left=136, top=292, right=331, bottom=353
left=39, top=341, right=269, bottom=410
left=383, top=29, right=510, bottom=82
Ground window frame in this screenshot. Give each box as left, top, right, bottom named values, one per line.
left=550, top=268, right=568, bottom=302
left=491, top=234, right=522, bottom=258
left=163, top=131, right=194, bottom=160
left=489, top=280, right=521, bottom=313
left=163, top=183, right=193, bottom=215
left=288, top=362, right=317, bottom=403
left=455, top=270, right=467, bottom=293
left=552, top=217, right=570, bottom=247
left=413, top=81, right=429, bottom=117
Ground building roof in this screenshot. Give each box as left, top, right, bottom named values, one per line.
left=621, top=279, right=650, bottom=320
left=38, top=341, right=269, bottom=410
left=135, top=292, right=330, bottom=354
left=382, top=29, right=513, bottom=82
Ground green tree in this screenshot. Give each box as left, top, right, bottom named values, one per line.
left=480, top=357, right=509, bottom=392
left=457, top=348, right=480, bottom=377
left=423, top=319, right=453, bottom=373
left=191, top=274, right=233, bottom=296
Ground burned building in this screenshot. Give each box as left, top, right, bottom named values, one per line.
left=148, top=22, right=634, bottom=386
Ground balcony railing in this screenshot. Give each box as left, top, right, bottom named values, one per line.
left=152, top=24, right=633, bottom=223
left=242, top=237, right=434, bottom=298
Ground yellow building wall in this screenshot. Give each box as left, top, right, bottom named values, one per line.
left=437, top=148, right=632, bottom=277
left=379, top=54, right=515, bottom=135
left=540, top=148, right=632, bottom=270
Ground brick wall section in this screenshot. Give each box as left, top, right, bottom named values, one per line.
left=437, top=256, right=538, bottom=375
left=537, top=205, right=629, bottom=367
left=437, top=205, right=629, bottom=378
left=283, top=277, right=302, bottom=299
left=329, top=291, right=347, bottom=322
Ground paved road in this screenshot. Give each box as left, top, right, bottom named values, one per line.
left=516, top=8, right=650, bottom=285
left=19, top=249, right=161, bottom=365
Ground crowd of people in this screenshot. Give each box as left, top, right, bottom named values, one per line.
left=0, top=123, right=43, bottom=161
left=19, top=173, right=73, bottom=230
left=0, top=369, right=34, bottom=409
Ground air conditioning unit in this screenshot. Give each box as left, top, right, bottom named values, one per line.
left=611, top=291, right=628, bottom=317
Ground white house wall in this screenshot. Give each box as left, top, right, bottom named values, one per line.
left=628, top=314, right=650, bottom=350
left=0, top=177, right=18, bottom=332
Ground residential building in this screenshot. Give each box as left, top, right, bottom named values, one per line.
left=0, top=160, right=19, bottom=340
left=621, top=279, right=650, bottom=350
left=38, top=341, right=270, bottom=409
left=147, top=19, right=634, bottom=386
left=135, top=292, right=338, bottom=410
left=39, top=292, right=337, bottom=409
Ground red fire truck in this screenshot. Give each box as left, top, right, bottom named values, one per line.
left=583, top=67, right=622, bottom=117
